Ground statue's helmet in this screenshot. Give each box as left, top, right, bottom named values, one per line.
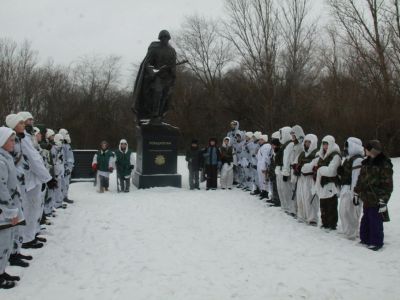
left=158, top=30, right=171, bottom=40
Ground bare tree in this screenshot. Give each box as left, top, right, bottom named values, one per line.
left=328, top=0, right=392, bottom=104
left=175, top=15, right=233, bottom=92
left=279, top=0, right=319, bottom=105
left=223, top=0, right=280, bottom=130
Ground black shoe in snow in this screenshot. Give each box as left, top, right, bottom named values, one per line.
left=250, top=189, right=261, bottom=195
left=63, top=198, right=74, bottom=204
left=15, top=253, right=33, bottom=261
left=22, top=240, right=44, bottom=249
left=368, top=245, right=383, bottom=251
left=2, top=273, right=20, bottom=281
left=259, top=191, right=269, bottom=200
left=9, top=255, right=29, bottom=268
left=40, top=215, right=47, bottom=225
left=309, top=221, right=318, bottom=227
left=35, top=236, right=47, bottom=243
left=0, top=278, right=16, bottom=289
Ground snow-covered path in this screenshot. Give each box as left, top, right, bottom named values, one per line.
left=4, top=158, right=400, bottom=300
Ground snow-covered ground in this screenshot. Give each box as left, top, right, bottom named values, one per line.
left=3, top=157, right=400, bottom=300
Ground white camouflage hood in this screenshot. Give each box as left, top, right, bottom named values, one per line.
left=346, top=137, right=364, bottom=158
left=318, top=135, right=340, bottom=159
left=119, top=139, right=129, bottom=152
left=291, top=125, right=305, bottom=144
left=279, top=127, right=292, bottom=144
left=304, top=134, right=318, bottom=157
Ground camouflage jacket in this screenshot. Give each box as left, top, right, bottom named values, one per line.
left=354, top=153, right=393, bottom=208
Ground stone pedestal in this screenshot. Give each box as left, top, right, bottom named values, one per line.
left=133, top=123, right=182, bottom=189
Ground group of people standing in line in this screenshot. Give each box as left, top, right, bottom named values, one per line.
left=0, top=112, right=74, bottom=289
left=185, top=121, right=394, bottom=252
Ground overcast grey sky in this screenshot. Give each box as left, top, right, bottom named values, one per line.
left=0, top=0, right=328, bottom=80
left=0, top=0, right=225, bottom=64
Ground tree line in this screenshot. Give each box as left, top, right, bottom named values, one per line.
left=1, top=0, right=399, bottom=155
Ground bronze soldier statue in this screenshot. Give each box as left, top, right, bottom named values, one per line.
left=132, top=30, right=177, bottom=124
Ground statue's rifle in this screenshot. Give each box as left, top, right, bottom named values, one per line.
left=152, top=60, right=189, bottom=73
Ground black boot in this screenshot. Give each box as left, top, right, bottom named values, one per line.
left=35, top=236, right=47, bottom=243
left=9, top=254, right=29, bottom=268
left=0, top=277, right=16, bottom=289
left=250, top=188, right=261, bottom=195
left=22, top=240, right=44, bottom=249
left=63, top=197, right=74, bottom=204
left=15, top=253, right=33, bottom=261
left=40, top=214, right=47, bottom=225
left=259, top=191, right=268, bottom=200
left=2, top=272, right=20, bottom=281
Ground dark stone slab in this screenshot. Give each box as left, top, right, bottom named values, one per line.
left=133, top=123, right=182, bottom=189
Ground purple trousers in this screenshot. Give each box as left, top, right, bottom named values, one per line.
left=360, top=207, right=384, bottom=247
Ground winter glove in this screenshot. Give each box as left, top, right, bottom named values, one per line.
left=378, top=199, right=387, bottom=213
left=41, top=183, right=46, bottom=192
left=292, top=164, right=301, bottom=177
left=312, top=166, right=319, bottom=181
left=129, top=165, right=134, bottom=170
left=109, top=167, right=114, bottom=173
left=47, top=178, right=58, bottom=190
left=92, top=163, right=97, bottom=171
left=353, top=193, right=360, bottom=206
left=64, top=169, right=71, bottom=176
left=283, top=175, right=289, bottom=182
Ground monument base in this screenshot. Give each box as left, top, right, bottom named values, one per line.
left=133, top=122, right=182, bottom=189
left=133, top=173, right=182, bottom=189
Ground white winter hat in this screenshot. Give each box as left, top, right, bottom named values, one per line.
left=271, top=131, right=280, bottom=139
left=0, top=126, right=15, bottom=147
left=54, top=133, right=64, bottom=146
left=58, top=128, right=68, bottom=138
left=5, top=114, right=24, bottom=130
left=260, top=134, right=268, bottom=142
left=17, top=111, right=33, bottom=122
left=120, top=139, right=128, bottom=145
left=45, top=129, right=55, bottom=139
left=253, top=131, right=262, bottom=140
left=245, top=131, right=253, bottom=138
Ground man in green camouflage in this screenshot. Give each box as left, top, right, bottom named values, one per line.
left=354, top=140, right=393, bottom=251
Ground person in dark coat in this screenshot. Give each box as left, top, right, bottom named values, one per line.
left=203, top=138, right=221, bottom=190
left=354, top=140, right=393, bottom=251
left=185, top=139, right=202, bottom=190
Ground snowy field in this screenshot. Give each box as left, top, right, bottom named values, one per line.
left=3, top=157, right=400, bottom=300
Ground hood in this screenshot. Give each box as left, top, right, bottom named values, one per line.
left=54, top=133, right=64, bottom=147
left=279, top=127, right=292, bottom=144
left=346, top=137, right=364, bottom=158
left=222, top=136, right=231, bottom=147
left=119, top=139, right=129, bottom=152
left=230, top=120, right=240, bottom=131
left=319, top=135, right=340, bottom=159
left=304, top=134, right=318, bottom=155
left=236, top=131, right=245, bottom=142
left=271, top=131, right=279, bottom=140
left=245, top=131, right=253, bottom=140
left=291, top=125, right=305, bottom=144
